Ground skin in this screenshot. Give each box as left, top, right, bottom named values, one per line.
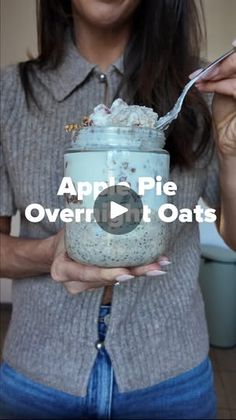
left=0, top=3, right=236, bottom=298
left=71, top=0, right=141, bottom=71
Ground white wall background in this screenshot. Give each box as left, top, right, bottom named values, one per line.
left=0, top=0, right=37, bottom=66
left=0, top=0, right=236, bottom=302
left=203, top=0, right=236, bottom=60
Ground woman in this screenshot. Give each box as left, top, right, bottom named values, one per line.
left=0, top=0, right=235, bottom=418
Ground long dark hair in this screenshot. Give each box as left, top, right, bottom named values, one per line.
left=19, top=0, right=212, bottom=168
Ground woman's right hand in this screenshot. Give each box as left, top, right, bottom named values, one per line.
left=51, top=230, right=168, bottom=294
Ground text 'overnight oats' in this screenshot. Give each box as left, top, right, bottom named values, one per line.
left=64, top=99, right=170, bottom=267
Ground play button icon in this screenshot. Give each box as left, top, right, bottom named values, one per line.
left=93, top=185, right=143, bottom=235
left=110, top=201, right=128, bottom=219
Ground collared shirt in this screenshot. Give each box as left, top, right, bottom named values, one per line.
left=36, top=37, right=124, bottom=103
left=0, top=37, right=220, bottom=397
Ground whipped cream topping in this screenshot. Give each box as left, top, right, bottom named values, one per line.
left=88, top=99, right=158, bottom=128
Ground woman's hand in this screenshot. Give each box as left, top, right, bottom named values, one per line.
left=190, top=41, right=236, bottom=156
left=189, top=41, right=236, bottom=250
left=51, top=230, right=169, bottom=294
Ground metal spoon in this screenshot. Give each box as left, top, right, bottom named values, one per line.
left=156, top=47, right=236, bottom=130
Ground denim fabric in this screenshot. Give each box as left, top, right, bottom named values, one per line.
left=0, top=305, right=217, bottom=420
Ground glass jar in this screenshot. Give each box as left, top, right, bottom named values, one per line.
left=64, top=126, right=169, bottom=267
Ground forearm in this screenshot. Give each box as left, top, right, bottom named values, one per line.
left=218, top=154, right=236, bottom=250
left=0, top=234, right=55, bottom=278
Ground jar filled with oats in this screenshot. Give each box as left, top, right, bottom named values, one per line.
left=64, top=100, right=169, bottom=267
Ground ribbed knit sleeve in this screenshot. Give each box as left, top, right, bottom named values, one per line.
left=201, top=146, right=220, bottom=208
left=0, top=65, right=19, bottom=216
left=199, top=91, right=220, bottom=208
left=0, top=141, right=16, bottom=215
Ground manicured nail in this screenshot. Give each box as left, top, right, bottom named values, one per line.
left=189, top=66, right=220, bottom=81
left=232, top=39, right=236, bottom=48
left=203, top=66, right=220, bottom=79
left=159, top=260, right=172, bottom=267
left=189, top=68, right=203, bottom=79
left=146, top=270, right=166, bottom=277
left=195, top=83, right=203, bottom=90
left=115, top=274, right=135, bottom=282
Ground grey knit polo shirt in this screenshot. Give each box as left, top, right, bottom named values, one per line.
left=0, top=38, right=220, bottom=397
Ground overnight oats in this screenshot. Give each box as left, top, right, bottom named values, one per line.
left=64, top=99, right=170, bottom=267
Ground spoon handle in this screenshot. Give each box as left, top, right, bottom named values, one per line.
left=191, top=47, right=236, bottom=84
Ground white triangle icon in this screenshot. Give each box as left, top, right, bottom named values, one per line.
left=110, top=201, right=128, bottom=219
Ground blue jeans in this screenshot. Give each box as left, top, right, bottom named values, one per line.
left=0, top=305, right=217, bottom=419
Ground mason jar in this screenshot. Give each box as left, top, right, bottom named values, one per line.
left=64, top=126, right=169, bottom=267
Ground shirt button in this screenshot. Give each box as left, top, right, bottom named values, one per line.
left=95, top=341, right=104, bottom=350
left=99, top=73, right=107, bottom=83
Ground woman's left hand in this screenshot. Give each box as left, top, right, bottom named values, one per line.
left=191, top=41, right=236, bottom=156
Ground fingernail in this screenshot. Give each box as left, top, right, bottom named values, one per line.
left=195, top=83, right=203, bottom=90
left=203, top=67, right=220, bottom=79
left=146, top=270, right=166, bottom=277
left=159, top=260, right=172, bottom=267
left=189, top=68, right=203, bottom=79
left=189, top=66, right=220, bottom=81
left=115, top=274, right=135, bottom=282
left=232, top=39, right=236, bottom=47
